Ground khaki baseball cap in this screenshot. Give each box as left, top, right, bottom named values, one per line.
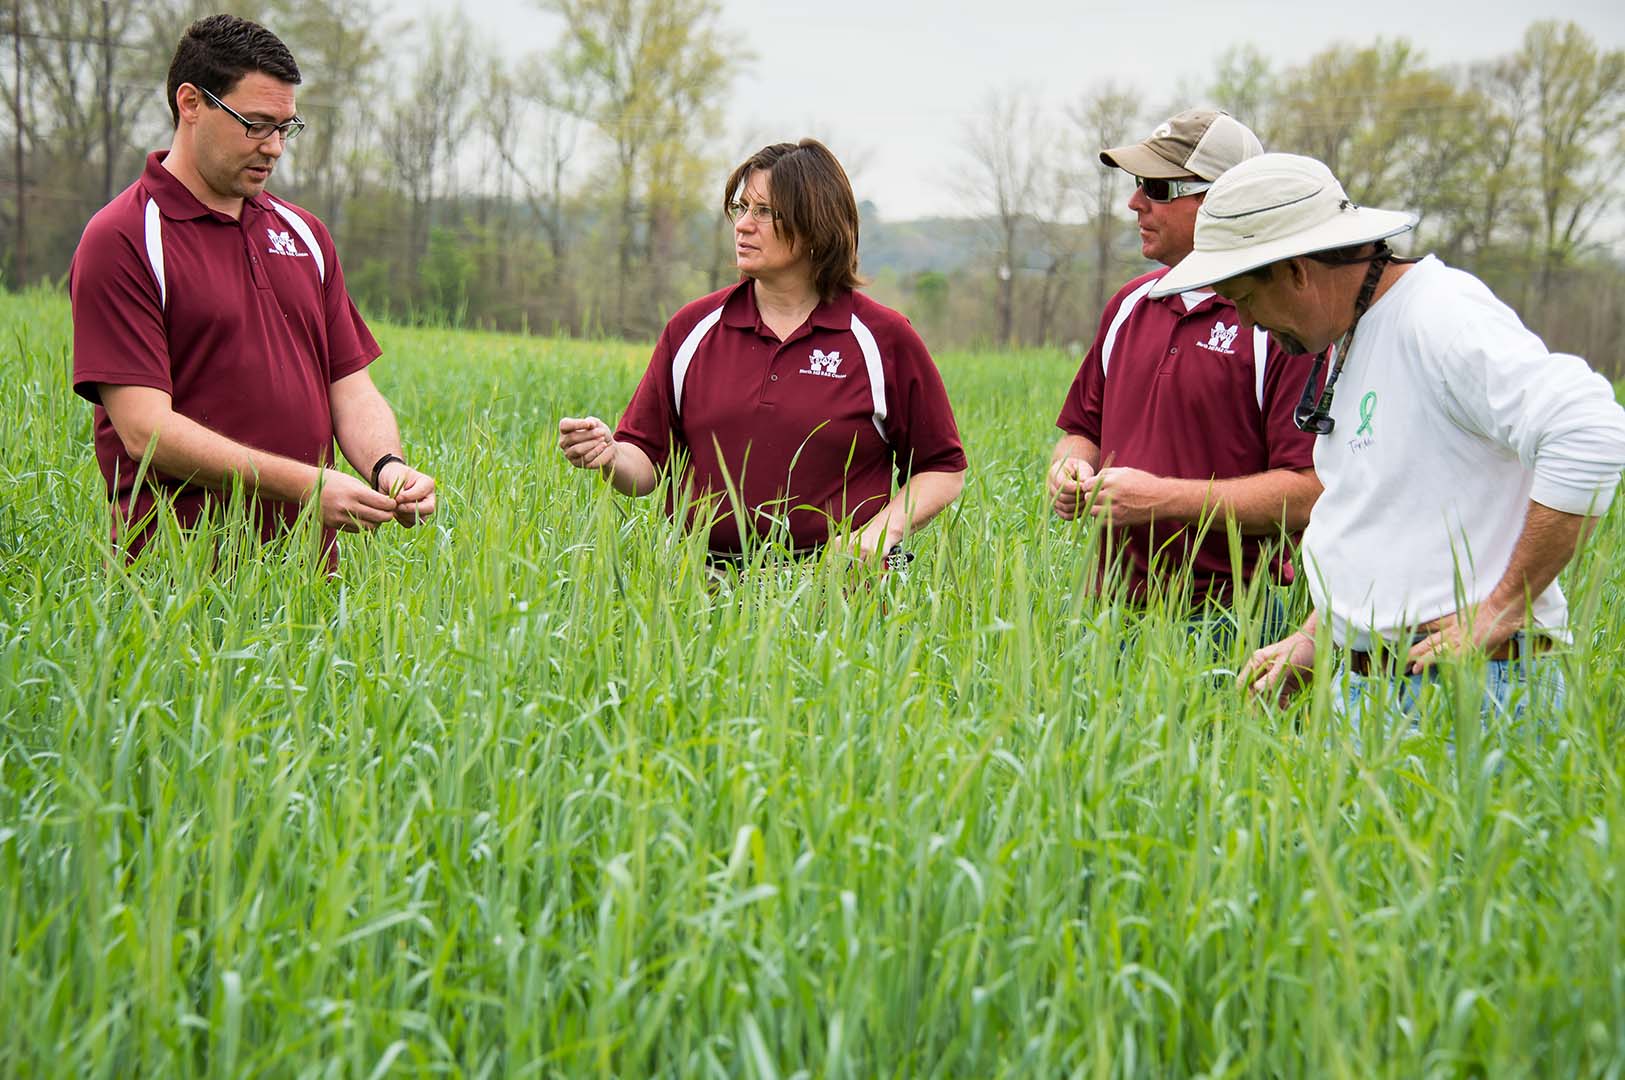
left=1100, top=108, right=1264, bottom=181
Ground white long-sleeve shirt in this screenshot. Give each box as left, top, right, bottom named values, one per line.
left=1302, top=256, right=1625, bottom=649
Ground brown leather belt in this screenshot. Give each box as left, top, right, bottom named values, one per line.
left=1347, top=633, right=1553, bottom=675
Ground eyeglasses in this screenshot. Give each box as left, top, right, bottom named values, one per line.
left=1135, top=176, right=1211, bottom=203
left=727, top=201, right=780, bottom=224
left=197, top=84, right=306, bottom=142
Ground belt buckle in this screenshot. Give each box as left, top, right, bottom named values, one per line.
left=1348, top=646, right=1402, bottom=677
left=1487, top=632, right=1553, bottom=663
left=1347, top=633, right=1425, bottom=676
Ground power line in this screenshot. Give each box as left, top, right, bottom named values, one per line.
left=0, top=28, right=146, bottom=52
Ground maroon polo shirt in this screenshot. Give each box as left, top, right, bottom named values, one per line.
left=70, top=151, right=379, bottom=554
left=1056, top=267, right=1320, bottom=602
left=615, top=281, right=967, bottom=553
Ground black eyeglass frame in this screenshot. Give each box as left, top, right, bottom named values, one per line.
left=195, top=84, right=306, bottom=143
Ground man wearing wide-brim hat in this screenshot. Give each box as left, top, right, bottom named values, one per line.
left=1154, top=152, right=1625, bottom=719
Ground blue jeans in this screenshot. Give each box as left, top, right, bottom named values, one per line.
left=1332, top=643, right=1566, bottom=745
left=1185, top=594, right=1290, bottom=657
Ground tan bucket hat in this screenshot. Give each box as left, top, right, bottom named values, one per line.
left=1099, top=108, right=1264, bottom=181
left=1151, top=153, right=1418, bottom=297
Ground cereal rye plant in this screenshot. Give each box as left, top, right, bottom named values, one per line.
left=2, top=290, right=1623, bottom=1078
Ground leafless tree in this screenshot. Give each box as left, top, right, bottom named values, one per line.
left=383, top=13, right=476, bottom=274
left=481, top=54, right=589, bottom=308
left=960, top=86, right=1047, bottom=346
left=1066, top=81, right=1139, bottom=326
left=4, top=0, right=27, bottom=283
left=271, top=0, right=385, bottom=228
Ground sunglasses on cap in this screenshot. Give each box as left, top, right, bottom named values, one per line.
left=1135, top=176, right=1211, bottom=202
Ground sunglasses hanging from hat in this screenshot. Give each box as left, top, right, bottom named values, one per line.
left=1291, top=240, right=1419, bottom=435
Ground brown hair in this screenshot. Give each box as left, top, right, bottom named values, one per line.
left=723, top=139, right=865, bottom=301
left=166, top=14, right=301, bottom=127
left=1241, top=239, right=1392, bottom=284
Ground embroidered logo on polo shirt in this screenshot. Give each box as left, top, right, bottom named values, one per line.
left=266, top=228, right=309, bottom=258
left=1196, top=320, right=1239, bottom=354
left=799, top=348, right=847, bottom=378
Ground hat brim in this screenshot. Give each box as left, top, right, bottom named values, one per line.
left=1149, top=207, right=1418, bottom=298
left=1098, top=144, right=1191, bottom=179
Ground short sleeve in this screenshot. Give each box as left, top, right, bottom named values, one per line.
left=70, top=213, right=171, bottom=404
left=1056, top=291, right=1124, bottom=443
left=306, top=213, right=379, bottom=382
left=1258, top=341, right=1322, bottom=471
left=882, top=319, right=967, bottom=480
left=1056, top=340, right=1105, bottom=443
left=613, top=323, right=680, bottom=470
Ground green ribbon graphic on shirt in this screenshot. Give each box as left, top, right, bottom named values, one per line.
left=1356, top=391, right=1376, bottom=436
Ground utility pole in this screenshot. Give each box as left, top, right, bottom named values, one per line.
left=9, top=0, right=24, bottom=284
left=99, top=0, right=113, bottom=202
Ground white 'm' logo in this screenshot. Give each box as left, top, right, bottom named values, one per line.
left=1199, top=320, right=1239, bottom=353
left=800, top=348, right=846, bottom=378
left=266, top=228, right=307, bottom=258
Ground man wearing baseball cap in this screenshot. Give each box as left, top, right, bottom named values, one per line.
left=1050, top=109, right=1323, bottom=633
left=1154, top=152, right=1625, bottom=717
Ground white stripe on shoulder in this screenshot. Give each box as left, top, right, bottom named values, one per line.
left=268, top=199, right=326, bottom=284
left=848, top=312, right=889, bottom=441
left=671, top=305, right=725, bottom=414
left=143, top=197, right=166, bottom=310
left=1100, top=277, right=1159, bottom=377
left=1252, top=327, right=1270, bottom=413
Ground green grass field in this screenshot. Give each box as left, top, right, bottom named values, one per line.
left=2, top=288, right=1623, bottom=1078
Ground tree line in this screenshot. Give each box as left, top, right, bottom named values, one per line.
left=1, top=4, right=1622, bottom=375
left=1, top=0, right=740, bottom=341
left=951, top=22, right=1625, bottom=375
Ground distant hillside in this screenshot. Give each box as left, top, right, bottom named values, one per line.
left=857, top=209, right=1148, bottom=278
left=859, top=216, right=994, bottom=275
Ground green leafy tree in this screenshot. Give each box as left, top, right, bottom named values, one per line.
left=1512, top=20, right=1625, bottom=304
left=543, top=0, right=737, bottom=336
left=419, top=224, right=472, bottom=323
left=1270, top=40, right=1479, bottom=230
left=1206, top=44, right=1277, bottom=143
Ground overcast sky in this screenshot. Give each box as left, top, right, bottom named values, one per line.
left=440, top=0, right=1622, bottom=221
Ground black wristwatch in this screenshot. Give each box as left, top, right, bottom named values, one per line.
left=370, top=453, right=406, bottom=492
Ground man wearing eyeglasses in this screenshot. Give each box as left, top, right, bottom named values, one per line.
left=69, top=14, right=435, bottom=565
left=1153, top=153, right=1625, bottom=719
left=1050, top=109, right=1323, bottom=631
